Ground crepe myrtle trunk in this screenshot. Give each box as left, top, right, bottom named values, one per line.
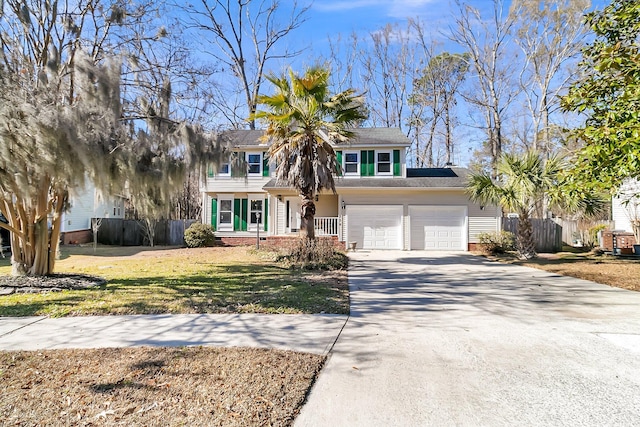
left=299, top=193, right=316, bottom=240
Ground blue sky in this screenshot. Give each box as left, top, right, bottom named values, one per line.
left=299, top=0, right=467, bottom=54
left=290, top=0, right=608, bottom=57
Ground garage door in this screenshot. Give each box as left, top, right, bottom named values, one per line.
left=409, top=206, right=466, bottom=250
left=347, top=205, right=402, bottom=250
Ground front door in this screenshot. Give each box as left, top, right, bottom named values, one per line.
left=286, top=197, right=301, bottom=233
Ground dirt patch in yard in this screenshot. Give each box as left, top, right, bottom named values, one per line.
left=488, top=252, right=640, bottom=292
left=0, top=346, right=324, bottom=426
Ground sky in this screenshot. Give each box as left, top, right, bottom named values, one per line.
left=286, top=0, right=609, bottom=62
left=298, top=0, right=468, bottom=56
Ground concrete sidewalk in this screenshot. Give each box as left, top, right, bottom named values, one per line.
left=295, top=251, right=640, bottom=426
left=0, top=313, right=348, bottom=356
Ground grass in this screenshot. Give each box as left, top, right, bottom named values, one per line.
left=0, top=246, right=349, bottom=317
left=0, top=346, right=325, bottom=426
left=487, top=249, right=640, bottom=292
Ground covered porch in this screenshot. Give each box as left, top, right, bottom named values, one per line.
left=266, top=191, right=342, bottom=238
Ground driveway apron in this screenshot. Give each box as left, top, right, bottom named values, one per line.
left=295, top=251, right=640, bottom=426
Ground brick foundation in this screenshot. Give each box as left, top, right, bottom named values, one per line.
left=218, top=235, right=344, bottom=250
left=468, top=243, right=479, bottom=251
left=61, top=229, right=92, bottom=245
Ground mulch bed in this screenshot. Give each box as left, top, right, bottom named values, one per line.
left=0, top=274, right=105, bottom=295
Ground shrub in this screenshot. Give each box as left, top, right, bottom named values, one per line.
left=477, top=231, right=515, bottom=255
left=587, top=224, right=607, bottom=248
left=278, top=238, right=347, bottom=270
left=184, top=223, right=216, bottom=248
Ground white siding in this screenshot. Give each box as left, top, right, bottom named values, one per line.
left=612, top=197, right=632, bottom=231
left=276, top=198, right=286, bottom=235
left=612, top=179, right=640, bottom=232
left=61, top=185, right=126, bottom=233
left=202, top=177, right=271, bottom=194
left=62, top=187, right=95, bottom=232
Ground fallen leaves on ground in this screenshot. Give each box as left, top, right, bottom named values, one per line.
left=0, top=346, right=324, bottom=426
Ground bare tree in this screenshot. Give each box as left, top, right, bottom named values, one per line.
left=411, top=51, right=469, bottom=166
left=511, top=0, right=590, bottom=156
left=450, top=0, right=520, bottom=177
left=360, top=23, right=415, bottom=133
left=183, top=0, right=310, bottom=129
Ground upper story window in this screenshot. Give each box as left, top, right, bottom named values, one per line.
left=219, top=162, right=230, bottom=176
left=344, top=152, right=359, bottom=175
left=247, top=153, right=262, bottom=175
left=377, top=151, right=392, bottom=174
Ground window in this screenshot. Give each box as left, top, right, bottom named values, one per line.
left=344, top=152, right=359, bottom=174
left=250, top=199, right=263, bottom=225
left=219, top=162, right=230, bottom=176
left=377, top=151, right=392, bottom=174
left=113, top=198, right=122, bottom=216
left=219, top=199, right=233, bottom=226
left=247, top=153, right=262, bottom=175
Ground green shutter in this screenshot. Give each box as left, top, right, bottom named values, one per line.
left=241, top=198, right=248, bottom=231
left=393, top=149, right=401, bottom=176
left=264, top=198, right=269, bottom=232
left=368, top=150, right=375, bottom=176
left=262, top=152, right=269, bottom=177
left=336, top=151, right=343, bottom=176
left=233, top=199, right=241, bottom=231
left=207, top=164, right=214, bottom=178
left=360, top=150, right=367, bottom=176
left=211, top=199, right=217, bottom=231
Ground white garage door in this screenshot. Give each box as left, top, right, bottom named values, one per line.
left=410, top=206, right=466, bottom=250
left=347, top=205, right=403, bottom=250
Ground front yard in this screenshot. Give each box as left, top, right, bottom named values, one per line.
left=0, top=245, right=349, bottom=317
left=0, top=245, right=347, bottom=426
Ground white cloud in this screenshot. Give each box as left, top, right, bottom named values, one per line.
left=313, top=0, right=439, bottom=16
left=388, top=0, right=442, bottom=19
left=313, top=0, right=387, bottom=12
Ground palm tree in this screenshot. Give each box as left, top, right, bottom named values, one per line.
left=467, top=150, right=604, bottom=259
left=251, top=67, right=366, bottom=239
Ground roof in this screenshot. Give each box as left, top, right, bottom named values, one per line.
left=217, top=128, right=411, bottom=149
left=263, top=167, right=470, bottom=190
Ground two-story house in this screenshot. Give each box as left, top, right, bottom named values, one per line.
left=201, top=127, right=501, bottom=250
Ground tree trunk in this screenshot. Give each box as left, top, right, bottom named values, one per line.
left=517, top=213, right=537, bottom=260
left=299, top=194, right=316, bottom=240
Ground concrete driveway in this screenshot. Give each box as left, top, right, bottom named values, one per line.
left=295, top=251, right=640, bottom=426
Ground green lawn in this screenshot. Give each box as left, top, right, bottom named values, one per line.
left=0, top=246, right=349, bottom=317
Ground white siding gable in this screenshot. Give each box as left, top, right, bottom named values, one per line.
left=612, top=179, right=640, bottom=232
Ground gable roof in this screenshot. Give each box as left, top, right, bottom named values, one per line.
left=263, top=167, right=470, bottom=190
left=217, top=127, right=411, bottom=149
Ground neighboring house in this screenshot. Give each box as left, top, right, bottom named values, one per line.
left=61, top=183, right=126, bottom=244
left=612, top=179, right=640, bottom=234
left=201, top=128, right=501, bottom=251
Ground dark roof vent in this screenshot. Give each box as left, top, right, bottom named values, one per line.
left=406, top=168, right=459, bottom=178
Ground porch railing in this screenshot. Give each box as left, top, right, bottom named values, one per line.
left=314, top=217, right=339, bottom=236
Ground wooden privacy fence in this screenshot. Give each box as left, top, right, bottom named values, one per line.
left=94, top=218, right=198, bottom=246
left=553, top=219, right=613, bottom=246
left=502, top=218, right=562, bottom=253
